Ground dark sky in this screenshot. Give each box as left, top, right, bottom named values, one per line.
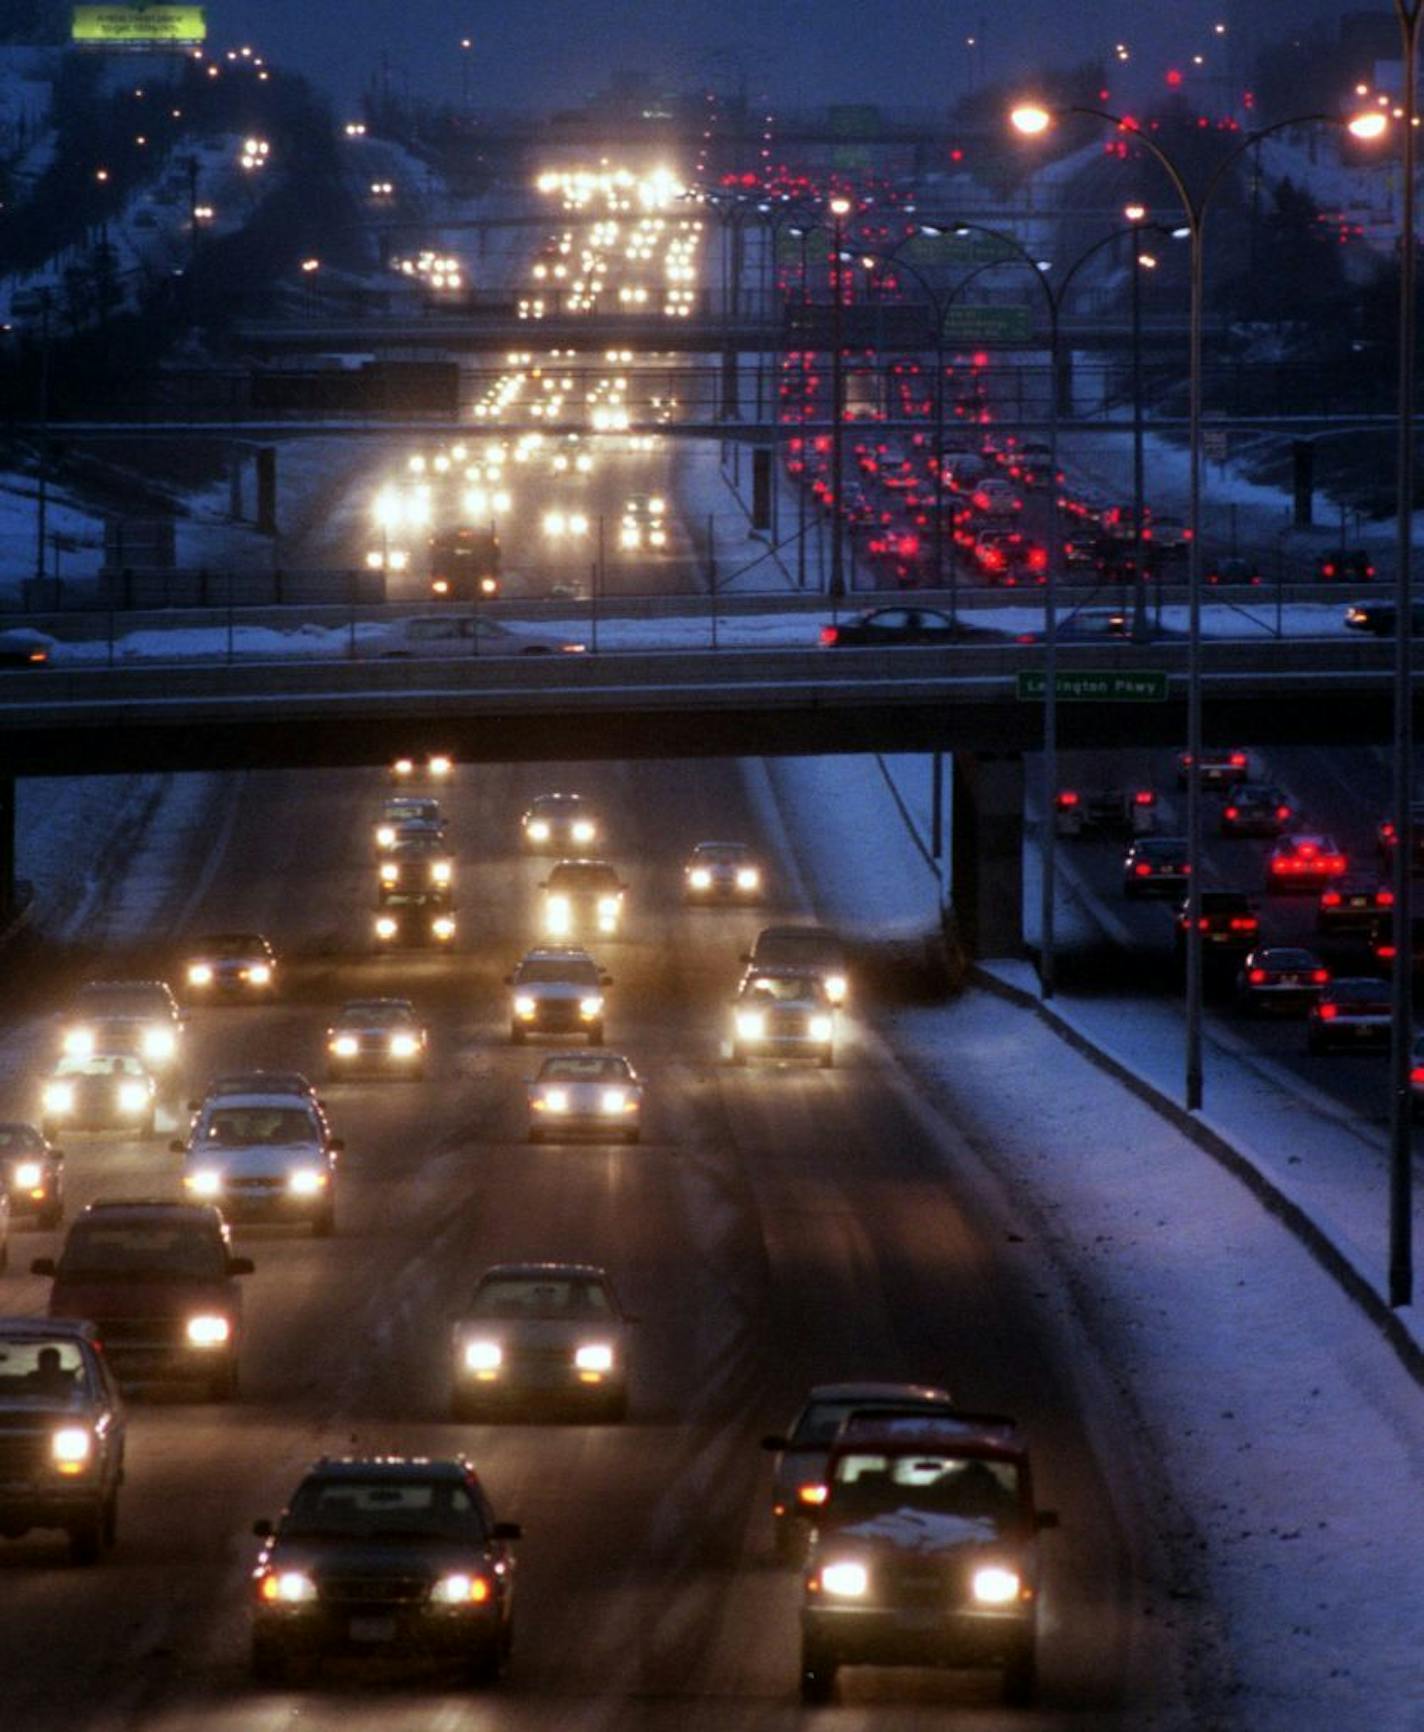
left=215, top=1, right=1342, bottom=115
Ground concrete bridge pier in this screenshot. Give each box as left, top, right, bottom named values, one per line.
left=951, top=750, right=1024, bottom=959
left=0, top=775, right=15, bottom=927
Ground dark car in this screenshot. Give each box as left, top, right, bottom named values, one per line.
left=326, top=999, right=428, bottom=1080
left=1318, top=877, right=1395, bottom=936
left=1176, top=748, right=1249, bottom=790
left=0, top=628, right=53, bottom=668
left=1219, top=785, right=1294, bottom=838
left=1122, top=836, right=1191, bottom=898
left=1174, top=889, right=1260, bottom=958
left=0, top=1122, right=64, bottom=1229
left=1371, top=915, right=1424, bottom=976
left=743, top=924, right=849, bottom=1006
left=799, top=1410, right=1057, bottom=1705
left=819, top=607, right=988, bottom=647
left=683, top=840, right=765, bottom=902
left=251, top=1456, right=521, bottom=1684
left=520, top=792, right=600, bottom=853
left=1307, top=978, right=1391, bottom=1053
left=1343, top=599, right=1424, bottom=636
left=0, top=1318, right=125, bottom=1564
left=1235, top=947, right=1330, bottom=1015
left=1377, top=803, right=1424, bottom=871
left=378, top=835, right=455, bottom=897
left=1205, top=556, right=1262, bottom=585
left=374, top=893, right=457, bottom=949
left=182, top=933, right=278, bottom=1000
left=32, top=1201, right=253, bottom=1400
left=1316, top=549, right=1376, bottom=582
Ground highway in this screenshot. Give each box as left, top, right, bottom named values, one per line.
left=0, top=757, right=1193, bottom=1728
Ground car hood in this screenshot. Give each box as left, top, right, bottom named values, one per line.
left=49, top=1277, right=235, bottom=1319
left=522, top=982, right=592, bottom=1002
left=269, top=1538, right=486, bottom=1580
left=453, top=1317, right=627, bottom=1348
left=186, top=1145, right=327, bottom=1179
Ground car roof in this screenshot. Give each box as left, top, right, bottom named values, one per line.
left=831, top=1410, right=1025, bottom=1457
left=76, top=1199, right=224, bottom=1224
left=477, top=1261, right=610, bottom=1282
left=0, top=1316, right=101, bottom=1342
left=692, top=840, right=751, bottom=852
left=538, top=1051, right=633, bottom=1069
left=518, top=945, right=596, bottom=961
left=1278, top=833, right=1336, bottom=847
left=190, top=932, right=268, bottom=946
left=207, top=1071, right=315, bottom=1093
left=804, top=1381, right=954, bottom=1404
left=301, top=1455, right=472, bottom=1482
left=337, top=997, right=416, bottom=1013
left=200, top=1092, right=318, bottom=1112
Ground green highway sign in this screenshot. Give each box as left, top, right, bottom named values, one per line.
left=1016, top=670, right=1169, bottom=703
left=73, top=4, right=206, bottom=44
left=943, top=304, right=1033, bottom=345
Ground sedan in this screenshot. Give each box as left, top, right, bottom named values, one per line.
left=527, top=1052, right=642, bottom=1144
left=326, top=998, right=428, bottom=1080
left=40, top=1055, right=155, bottom=1139
left=1122, top=836, right=1191, bottom=898
left=1267, top=834, right=1348, bottom=893
left=1205, top=556, right=1262, bottom=585
left=1176, top=749, right=1249, bottom=790
left=1318, top=877, right=1394, bottom=936
left=1343, top=599, right=1424, bottom=636
left=818, top=607, right=989, bottom=647
left=451, top=1262, right=635, bottom=1421
left=1219, top=785, right=1294, bottom=838
left=1307, top=979, right=1391, bottom=1053
left=683, top=841, right=764, bottom=903
left=389, top=753, right=454, bottom=785
left=0, top=1122, right=64, bottom=1229
left=0, top=627, right=53, bottom=668
left=1235, top=947, right=1330, bottom=1015
left=182, top=933, right=278, bottom=999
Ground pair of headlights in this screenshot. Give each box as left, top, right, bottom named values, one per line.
left=261, top=1570, right=491, bottom=1606
left=534, top=1088, right=634, bottom=1115
left=816, top=1560, right=1021, bottom=1605
left=329, top=1033, right=420, bottom=1058
left=188, top=963, right=271, bottom=986
left=463, top=1340, right=613, bottom=1373
left=43, top=1081, right=149, bottom=1115
left=734, top=1013, right=834, bottom=1042
left=186, top=1169, right=326, bottom=1197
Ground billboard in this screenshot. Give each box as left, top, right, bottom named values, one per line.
left=73, top=6, right=207, bottom=46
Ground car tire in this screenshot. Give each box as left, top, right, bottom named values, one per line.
left=69, top=1510, right=103, bottom=1566
left=587, top=1024, right=604, bottom=1046
left=311, top=1204, right=335, bottom=1239
left=465, top=1638, right=503, bottom=1686
left=623, top=1128, right=640, bottom=1145
left=209, top=1359, right=239, bottom=1403
left=1001, top=1640, right=1038, bottom=1706
left=251, top=1637, right=288, bottom=1686
left=510, top=1025, right=526, bottom=1045
left=799, top=1643, right=837, bottom=1704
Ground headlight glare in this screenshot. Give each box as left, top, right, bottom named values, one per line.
left=579, top=996, right=603, bottom=1018
left=331, top=1034, right=359, bottom=1056
left=735, top=1011, right=766, bottom=1039
left=143, top=1027, right=176, bottom=1061
left=572, top=820, right=595, bottom=843
left=463, top=1339, right=502, bottom=1371
left=574, top=1343, right=614, bottom=1372
left=261, top=1571, right=317, bottom=1604
left=432, top=915, right=456, bottom=940
left=527, top=820, right=550, bottom=841
left=432, top=1572, right=490, bottom=1604
left=972, top=1565, right=1022, bottom=1605
left=375, top=916, right=398, bottom=939
left=824, top=974, right=848, bottom=1004
left=288, top=1168, right=326, bottom=1195
left=820, top=1561, right=869, bottom=1598
left=736, top=867, right=760, bottom=890
left=376, top=825, right=396, bottom=848
left=809, top=1016, right=834, bottom=1042
left=14, top=1160, right=43, bottom=1189
left=544, top=1088, right=569, bottom=1114
left=513, top=994, right=537, bottom=1017
left=63, top=1028, right=94, bottom=1058
left=118, top=1081, right=149, bottom=1113
left=186, top=1313, right=231, bottom=1347
left=600, top=1088, right=627, bottom=1114
left=389, top=1032, right=419, bottom=1057
left=43, top=1082, right=74, bottom=1113
left=187, top=963, right=214, bottom=985
left=186, top=1170, right=223, bottom=1196
left=689, top=868, right=712, bottom=889
left=247, top=963, right=272, bottom=986
left=51, top=1427, right=92, bottom=1466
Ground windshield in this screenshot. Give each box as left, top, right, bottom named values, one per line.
left=59, top=1223, right=227, bottom=1281
left=548, top=865, right=618, bottom=890
left=517, top=960, right=599, bottom=985
left=470, top=1277, right=613, bottom=1319
left=191, top=936, right=264, bottom=957
left=830, top=1452, right=1022, bottom=1532
left=755, top=932, right=843, bottom=967
left=56, top=1056, right=145, bottom=1079
left=284, top=1477, right=488, bottom=1542
left=530, top=797, right=581, bottom=816
left=693, top=846, right=748, bottom=864
left=384, top=800, right=439, bottom=821
left=539, top=1056, right=630, bottom=1082
left=72, top=988, right=169, bottom=1019
left=0, top=1124, right=44, bottom=1152
left=0, top=1338, right=94, bottom=1404
left=741, top=975, right=828, bottom=1005
left=392, top=838, right=447, bottom=858
left=201, top=1107, right=318, bottom=1146
left=339, top=1003, right=412, bottom=1027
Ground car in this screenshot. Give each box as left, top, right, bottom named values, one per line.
left=326, top=999, right=428, bottom=1080
left=760, top=1381, right=955, bottom=1562
left=368, top=615, right=584, bottom=657
left=1377, top=803, right=1424, bottom=870
left=32, top=1201, right=252, bottom=1399
left=177, top=1092, right=342, bottom=1235
left=390, top=752, right=454, bottom=784
left=1410, top=1032, right=1424, bottom=1119
left=198, top=1071, right=322, bottom=1107
left=1219, top=785, right=1294, bottom=838
left=250, top=1456, right=520, bottom=1684
left=1308, top=978, right=1392, bottom=1053
left=428, top=523, right=500, bottom=600
left=451, top=1262, right=635, bottom=1421
left=58, top=979, right=184, bottom=1074
left=798, top=1409, right=1057, bottom=1705
left=0, top=627, right=53, bottom=668
left=1343, top=599, right=1424, bottom=636
left=618, top=491, right=667, bottom=550
left=1316, top=549, right=1376, bottom=582
left=1176, top=748, right=1249, bottom=790
left=540, top=860, right=626, bottom=940
left=818, top=606, right=988, bottom=648
left=744, top=925, right=848, bottom=1006
left=521, top=792, right=600, bottom=853
left=1174, top=889, right=1260, bottom=959
left=0, top=1318, right=126, bottom=1564
left=0, top=1122, right=65, bottom=1229
left=683, top=841, right=765, bottom=902
left=731, top=969, right=836, bottom=1068
left=968, top=477, right=1022, bottom=519
left=374, top=894, right=457, bottom=948
left=1205, top=555, right=1263, bottom=585
left=377, top=835, right=455, bottom=895
left=1146, top=513, right=1191, bottom=554
left=1053, top=786, right=1156, bottom=839
left=182, top=933, right=278, bottom=1000
left=1267, top=833, right=1348, bottom=892
left=1371, top=914, right=1424, bottom=974
left=507, top=947, right=610, bottom=1044
left=1318, top=876, right=1395, bottom=936
left=1122, top=836, right=1191, bottom=898
left=1235, top=947, right=1330, bottom=1015
left=527, top=1052, right=643, bottom=1144
left=40, top=1054, right=155, bottom=1139
left=374, top=796, right=445, bottom=851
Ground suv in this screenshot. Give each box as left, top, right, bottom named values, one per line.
left=507, top=947, right=610, bottom=1044
left=251, top=1456, right=521, bottom=1684
left=177, top=1092, right=342, bottom=1235
left=0, top=1318, right=126, bottom=1564
left=377, top=835, right=454, bottom=896
left=58, top=980, right=184, bottom=1074
left=1219, top=785, right=1294, bottom=838
left=0, top=1122, right=64, bottom=1229
left=743, top=926, right=848, bottom=1007
left=800, top=1410, right=1057, bottom=1705
left=32, top=1202, right=253, bottom=1400
left=374, top=893, right=457, bottom=948
left=540, top=860, right=626, bottom=940
left=520, top=793, right=598, bottom=853
left=731, top=969, right=836, bottom=1068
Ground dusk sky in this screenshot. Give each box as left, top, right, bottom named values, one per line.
left=214, top=1, right=1343, bottom=115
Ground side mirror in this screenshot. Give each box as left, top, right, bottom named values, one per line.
left=228, top=1256, right=255, bottom=1277
left=329, top=1137, right=346, bottom=1153
left=169, top=1140, right=186, bottom=1155
left=31, top=1256, right=57, bottom=1277
left=490, top=1520, right=522, bottom=1542
left=1036, top=1509, right=1060, bottom=1532
left=252, top=1518, right=274, bottom=1540
left=760, top=1434, right=789, bottom=1452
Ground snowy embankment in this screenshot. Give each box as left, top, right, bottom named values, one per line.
left=760, top=749, right=1424, bottom=1730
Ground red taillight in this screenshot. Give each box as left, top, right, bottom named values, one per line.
left=1223, top=807, right=1238, bottom=820
left=1134, top=790, right=1156, bottom=806
left=1248, top=968, right=1266, bottom=984
left=1276, top=806, right=1291, bottom=820
left=819, top=626, right=839, bottom=646
left=1382, top=823, right=1397, bottom=841
left=1312, top=969, right=1330, bottom=984
left=1322, top=562, right=1337, bottom=577
left=1134, top=862, right=1152, bottom=876
left=1411, top=1066, right=1424, bottom=1085
left=1377, top=945, right=1398, bottom=960
left=1229, top=752, right=1247, bottom=767
left=1318, top=1003, right=1339, bottom=1020
left=1057, top=790, right=1080, bottom=808
left=1379, top=890, right=1396, bottom=906
left=1321, top=890, right=1341, bottom=906
left=1229, top=917, right=1258, bottom=931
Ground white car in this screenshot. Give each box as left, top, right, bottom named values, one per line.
left=178, top=1093, right=341, bottom=1235
left=683, top=841, right=764, bottom=902
left=507, top=947, right=610, bottom=1043
left=40, top=1054, right=156, bottom=1138
left=731, top=969, right=836, bottom=1068
left=527, top=1052, right=643, bottom=1143
left=325, top=998, right=428, bottom=1080
left=58, top=979, right=185, bottom=1074
left=540, top=860, right=626, bottom=940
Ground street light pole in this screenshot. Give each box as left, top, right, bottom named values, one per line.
left=829, top=196, right=851, bottom=597
left=1126, top=205, right=1151, bottom=642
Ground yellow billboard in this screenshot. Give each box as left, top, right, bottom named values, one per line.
left=73, top=6, right=207, bottom=46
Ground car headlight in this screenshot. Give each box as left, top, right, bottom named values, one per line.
left=823, top=974, right=848, bottom=1004
left=260, top=1571, right=317, bottom=1604
left=432, top=915, right=456, bottom=940
left=186, top=1314, right=231, bottom=1347
left=579, top=996, right=603, bottom=1018
left=13, top=1160, right=43, bottom=1190
left=187, top=963, right=214, bottom=986
left=42, top=1082, right=75, bottom=1114
left=143, top=1027, right=176, bottom=1061
left=331, top=1034, right=359, bottom=1056
left=571, top=820, right=595, bottom=843
left=392, top=758, right=414, bottom=776
left=649, top=528, right=666, bottom=547
left=118, top=1081, right=150, bottom=1113
left=574, top=1343, right=614, bottom=1372
left=648, top=496, right=666, bottom=515
left=513, top=994, right=537, bottom=1018
left=431, top=1572, right=491, bottom=1604
left=809, top=1016, right=834, bottom=1043
left=819, top=1561, right=869, bottom=1599
left=387, top=549, right=409, bottom=572
left=51, top=1427, right=92, bottom=1469
left=431, top=861, right=452, bottom=884
left=380, top=862, right=399, bottom=884
left=375, top=915, right=398, bottom=939
left=527, top=820, right=550, bottom=842
left=599, top=1088, right=628, bottom=1114
left=463, top=1339, right=502, bottom=1371
left=544, top=1088, right=570, bottom=1114
left=288, top=1168, right=327, bottom=1195
left=429, top=756, right=452, bottom=778
left=688, top=868, right=712, bottom=889
left=390, top=1033, right=420, bottom=1058
left=736, top=867, right=760, bottom=890
left=62, top=1027, right=94, bottom=1058
left=247, top=963, right=272, bottom=986
left=185, top=1170, right=223, bottom=1197
left=375, top=825, right=396, bottom=848
left=971, top=1565, right=1021, bottom=1605
left=546, top=895, right=572, bottom=932
left=736, top=1011, right=766, bottom=1039
left=597, top=896, right=620, bottom=926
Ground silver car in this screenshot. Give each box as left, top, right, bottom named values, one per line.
left=178, top=1093, right=342, bottom=1235
left=451, top=1262, right=635, bottom=1422
left=507, top=947, right=610, bottom=1044
left=731, top=969, right=836, bottom=1068
left=527, top=1052, right=643, bottom=1144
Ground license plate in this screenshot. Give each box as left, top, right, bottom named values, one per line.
left=349, top=1616, right=397, bottom=1643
